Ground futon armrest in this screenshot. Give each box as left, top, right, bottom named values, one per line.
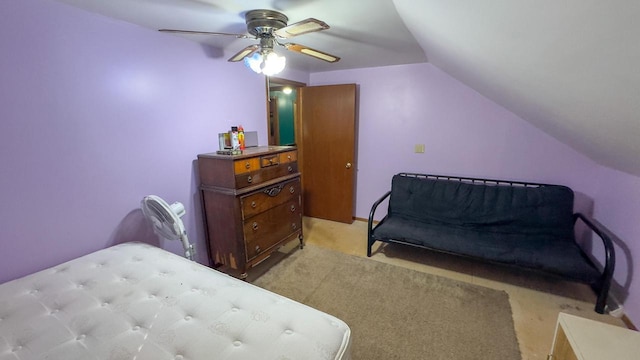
left=367, top=190, right=391, bottom=256
left=573, top=212, right=616, bottom=313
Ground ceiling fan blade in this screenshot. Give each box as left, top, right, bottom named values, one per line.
left=275, top=18, right=329, bottom=38
left=228, top=45, right=260, bottom=62
left=159, top=29, right=251, bottom=39
left=284, top=43, right=340, bottom=63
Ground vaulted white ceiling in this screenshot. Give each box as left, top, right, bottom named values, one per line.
left=55, top=0, right=640, bottom=176
left=394, top=0, right=640, bottom=178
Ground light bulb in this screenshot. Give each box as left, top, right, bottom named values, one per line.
left=243, top=50, right=286, bottom=76
left=244, top=52, right=263, bottom=73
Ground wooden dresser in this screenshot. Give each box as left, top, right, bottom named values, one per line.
left=197, top=146, right=302, bottom=278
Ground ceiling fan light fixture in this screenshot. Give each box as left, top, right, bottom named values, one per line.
left=244, top=50, right=286, bottom=76
left=263, top=52, right=286, bottom=76
left=244, top=52, right=263, bottom=73
left=159, top=9, right=338, bottom=71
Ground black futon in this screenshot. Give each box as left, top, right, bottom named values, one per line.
left=367, top=173, right=615, bottom=314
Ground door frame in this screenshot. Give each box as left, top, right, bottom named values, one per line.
left=266, top=76, right=307, bottom=173
left=268, top=96, right=280, bottom=146
left=265, top=77, right=357, bottom=223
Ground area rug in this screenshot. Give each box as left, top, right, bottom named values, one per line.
left=252, top=245, right=521, bottom=360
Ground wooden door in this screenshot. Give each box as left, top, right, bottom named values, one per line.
left=268, top=97, right=279, bottom=145
left=299, top=84, right=357, bottom=223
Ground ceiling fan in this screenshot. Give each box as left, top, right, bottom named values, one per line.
left=159, top=9, right=340, bottom=75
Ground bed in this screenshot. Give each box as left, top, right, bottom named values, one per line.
left=0, top=242, right=351, bottom=360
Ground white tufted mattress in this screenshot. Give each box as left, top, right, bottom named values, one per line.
left=0, top=242, right=351, bottom=360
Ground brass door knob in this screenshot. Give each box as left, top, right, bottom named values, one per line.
left=346, top=162, right=352, bottom=169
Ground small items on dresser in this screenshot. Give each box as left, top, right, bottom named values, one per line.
left=217, top=125, right=248, bottom=154
left=198, top=145, right=302, bottom=279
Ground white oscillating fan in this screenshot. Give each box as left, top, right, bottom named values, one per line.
left=141, top=195, right=195, bottom=260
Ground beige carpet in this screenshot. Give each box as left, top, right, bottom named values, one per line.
left=252, top=244, right=521, bottom=360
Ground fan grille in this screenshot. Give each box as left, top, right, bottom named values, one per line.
left=141, top=196, right=181, bottom=240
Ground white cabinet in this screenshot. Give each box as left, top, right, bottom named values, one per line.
left=549, top=312, right=639, bottom=360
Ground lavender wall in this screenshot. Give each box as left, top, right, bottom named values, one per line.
left=591, top=168, right=640, bottom=323
left=310, top=64, right=599, bottom=218
left=0, top=0, right=285, bottom=282
left=310, top=64, right=638, bottom=324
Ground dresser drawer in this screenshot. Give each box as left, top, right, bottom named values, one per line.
left=260, top=153, right=280, bottom=168
left=235, top=162, right=298, bottom=188
left=234, top=158, right=260, bottom=174
left=279, top=150, right=297, bottom=164
left=241, top=178, right=300, bottom=220
left=243, top=200, right=302, bottom=261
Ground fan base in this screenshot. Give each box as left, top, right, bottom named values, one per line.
left=245, top=9, right=288, bottom=36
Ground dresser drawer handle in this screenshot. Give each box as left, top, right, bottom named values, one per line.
left=287, top=166, right=293, bottom=172
left=264, top=184, right=283, bottom=197
left=247, top=176, right=253, bottom=183
left=289, top=186, right=295, bottom=194
left=290, top=205, right=296, bottom=212
left=291, top=223, right=297, bottom=230
left=251, top=201, right=257, bottom=208
left=287, top=155, right=292, bottom=160
left=255, top=245, right=261, bottom=254
left=261, top=156, right=279, bottom=167
left=245, top=162, right=251, bottom=169
left=252, top=222, right=259, bottom=231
